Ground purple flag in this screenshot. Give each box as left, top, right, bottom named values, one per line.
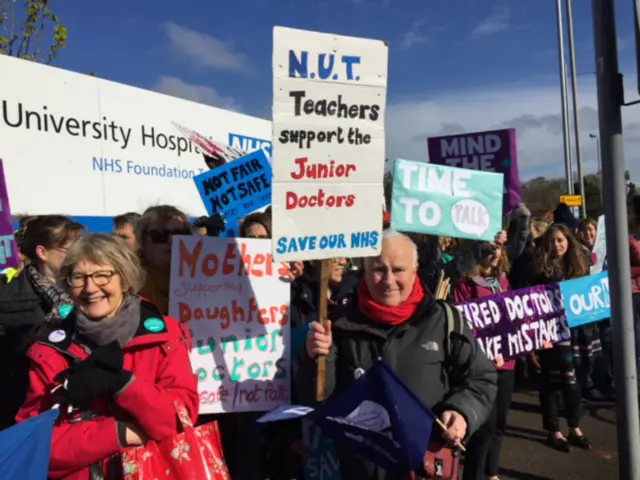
left=455, top=284, right=569, bottom=362
left=0, top=160, right=19, bottom=269
left=427, top=128, right=520, bottom=215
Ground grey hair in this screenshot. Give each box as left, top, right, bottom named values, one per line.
left=364, top=229, right=419, bottom=267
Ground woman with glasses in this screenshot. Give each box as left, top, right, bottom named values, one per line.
left=15, top=234, right=202, bottom=480
left=0, top=215, right=85, bottom=431
left=136, top=205, right=192, bottom=315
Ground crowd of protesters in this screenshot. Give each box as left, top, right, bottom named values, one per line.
left=0, top=200, right=635, bottom=480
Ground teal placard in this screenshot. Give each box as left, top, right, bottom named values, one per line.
left=391, top=159, right=504, bottom=241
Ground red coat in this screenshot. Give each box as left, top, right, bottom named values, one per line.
left=453, top=274, right=515, bottom=371
left=15, top=299, right=199, bottom=480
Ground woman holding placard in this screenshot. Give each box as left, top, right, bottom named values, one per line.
left=527, top=224, right=594, bottom=453
left=453, top=241, right=513, bottom=480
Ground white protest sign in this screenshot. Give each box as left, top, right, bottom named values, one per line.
left=168, top=236, right=291, bottom=414
left=591, top=215, right=606, bottom=274
left=271, top=26, right=388, bottom=261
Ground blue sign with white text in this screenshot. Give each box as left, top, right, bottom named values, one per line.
left=560, top=272, right=610, bottom=328
left=228, top=133, right=272, bottom=158
left=193, top=150, right=272, bottom=218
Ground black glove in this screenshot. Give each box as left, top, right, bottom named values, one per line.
left=54, top=341, right=132, bottom=407
left=204, top=213, right=226, bottom=237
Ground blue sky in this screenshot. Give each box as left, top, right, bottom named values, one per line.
left=47, top=0, right=640, bottom=180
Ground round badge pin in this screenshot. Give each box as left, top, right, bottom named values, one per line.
left=48, top=329, right=66, bottom=343
left=353, top=367, right=365, bottom=379
left=144, top=317, right=165, bottom=333
left=58, top=305, right=73, bottom=319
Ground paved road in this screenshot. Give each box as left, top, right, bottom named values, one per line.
left=497, top=389, right=618, bottom=480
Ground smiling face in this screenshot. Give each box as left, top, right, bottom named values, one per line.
left=68, top=258, right=124, bottom=321
left=580, top=223, right=597, bottom=247
left=364, top=237, right=417, bottom=307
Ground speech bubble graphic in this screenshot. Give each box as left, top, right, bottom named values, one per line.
left=451, top=199, right=490, bottom=237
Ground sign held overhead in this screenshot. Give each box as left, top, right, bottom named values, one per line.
left=271, top=26, right=388, bottom=262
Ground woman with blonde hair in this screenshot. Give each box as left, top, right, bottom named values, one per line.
left=15, top=234, right=199, bottom=480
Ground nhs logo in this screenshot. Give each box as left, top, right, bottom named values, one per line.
left=228, top=133, right=272, bottom=158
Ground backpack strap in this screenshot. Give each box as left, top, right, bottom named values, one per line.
left=437, top=300, right=464, bottom=358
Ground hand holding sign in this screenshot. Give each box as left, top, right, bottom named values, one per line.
left=307, top=321, right=332, bottom=358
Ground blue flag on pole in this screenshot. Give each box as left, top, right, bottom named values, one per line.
left=257, top=360, right=437, bottom=473
left=0, top=409, right=58, bottom=479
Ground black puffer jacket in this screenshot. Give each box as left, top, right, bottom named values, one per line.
left=0, top=272, right=49, bottom=430
left=289, top=269, right=361, bottom=328
left=295, top=289, right=497, bottom=479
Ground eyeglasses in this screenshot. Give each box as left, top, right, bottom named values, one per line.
left=147, top=228, right=192, bottom=244
left=67, top=271, right=116, bottom=288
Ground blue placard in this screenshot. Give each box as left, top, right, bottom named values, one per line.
left=560, top=272, right=610, bottom=328
left=193, top=150, right=272, bottom=218
left=219, top=217, right=239, bottom=238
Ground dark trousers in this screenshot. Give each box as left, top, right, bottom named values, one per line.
left=538, top=346, right=582, bottom=432
left=201, top=412, right=266, bottom=479
left=463, top=369, right=515, bottom=479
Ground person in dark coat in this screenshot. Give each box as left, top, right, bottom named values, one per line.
left=297, top=229, right=497, bottom=479
left=0, top=215, right=84, bottom=430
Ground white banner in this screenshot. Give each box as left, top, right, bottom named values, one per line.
left=271, top=26, right=388, bottom=261
left=169, top=236, right=291, bottom=414
left=0, top=55, right=271, bottom=216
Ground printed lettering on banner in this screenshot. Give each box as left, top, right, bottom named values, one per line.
left=427, top=128, right=520, bottom=215
left=391, top=159, right=504, bottom=241
left=193, top=149, right=272, bottom=219
left=168, top=236, right=291, bottom=414
left=560, top=272, right=610, bottom=328
left=455, top=284, right=569, bottom=361
left=271, top=26, right=389, bottom=261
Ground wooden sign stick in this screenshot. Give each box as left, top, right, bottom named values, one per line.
left=315, top=259, right=331, bottom=402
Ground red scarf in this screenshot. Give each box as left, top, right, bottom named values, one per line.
left=357, top=276, right=425, bottom=326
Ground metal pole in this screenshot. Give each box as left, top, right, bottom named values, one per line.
left=556, top=0, right=574, bottom=195
left=566, top=0, right=586, bottom=217
left=592, top=1, right=640, bottom=478
left=590, top=133, right=603, bottom=207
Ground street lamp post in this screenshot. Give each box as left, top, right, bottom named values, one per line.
left=566, top=0, right=587, bottom=218
left=556, top=0, right=574, bottom=196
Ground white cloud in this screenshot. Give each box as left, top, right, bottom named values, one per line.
left=152, top=76, right=243, bottom=112
left=162, top=22, right=249, bottom=73
left=385, top=74, right=640, bottom=182
left=472, top=6, right=510, bottom=37
left=398, top=21, right=429, bottom=50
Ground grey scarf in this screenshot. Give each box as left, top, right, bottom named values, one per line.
left=75, top=295, right=141, bottom=348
